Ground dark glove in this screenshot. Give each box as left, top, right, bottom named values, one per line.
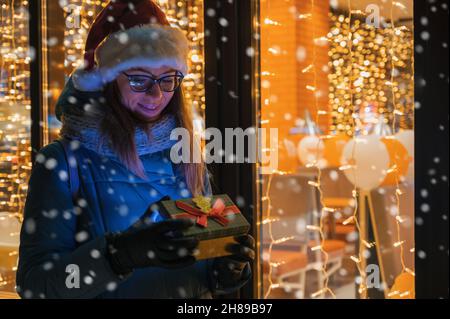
left=212, top=234, right=255, bottom=288
left=105, top=218, right=199, bottom=276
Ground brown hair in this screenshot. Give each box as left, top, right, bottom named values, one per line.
left=100, top=80, right=208, bottom=196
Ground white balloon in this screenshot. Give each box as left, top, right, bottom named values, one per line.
left=297, top=135, right=326, bottom=167
left=340, top=135, right=390, bottom=191
left=395, top=130, right=414, bottom=183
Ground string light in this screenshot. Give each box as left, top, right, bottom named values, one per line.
left=297, top=13, right=312, bottom=20
left=342, top=216, right=355, bottom=225
left=261, top=217, right=280, bottom=225
left=350, top=255, right=361, bottom=264
left=263, top=18, right=281, bottom=26
left=309, top=0, right=336, bottom=299
left=62, top=0, right=107, bottom=75
left=302, top=64, right=314, bottom=73
left=327, top=10, right=413, bottom=135
left=362, top=240, right=375, bottom=249
left=263, top=170, right=295, bottom=299
left=156, top=0, right=205, bottom=115
left=343, top=0, right=368, bottom=298
left=388, top=0, right=415, bottom=294
left=306, top=225, right=321, bottom=231
left=307, top=181, right=320, bottom=187
left=0, top=0, right=31, bottom=228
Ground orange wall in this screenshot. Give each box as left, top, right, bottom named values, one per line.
left=260, top=0, right=330, bottom=172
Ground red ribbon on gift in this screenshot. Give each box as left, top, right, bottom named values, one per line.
left=174, top=198, right=240, bottom=228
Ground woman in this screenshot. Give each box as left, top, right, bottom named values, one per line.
left=16, top=0, right=254, bottom=299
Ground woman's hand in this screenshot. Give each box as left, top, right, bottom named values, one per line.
left=105, top=218, right=199, bottom=276
left=212, top=234, right=255, bottom=288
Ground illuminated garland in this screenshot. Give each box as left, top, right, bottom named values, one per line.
left=327, top=7, right=413, bottom=135
left=386, top=0, right=415, bottom=298
left=156, top=0, right=205, bottom=117
left=0, top=0, right=31, bottom=289
left=0, top=0, right=31, bottom=217
left=308, top=0, right=336, bottom=299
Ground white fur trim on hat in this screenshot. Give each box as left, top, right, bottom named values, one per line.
left=72, top=24, right=189, bottom=92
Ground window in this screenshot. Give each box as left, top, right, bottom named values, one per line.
left=258, top=0, right=414, bottom=299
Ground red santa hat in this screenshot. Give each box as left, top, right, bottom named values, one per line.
left=72, top=0, right=189, bottom=92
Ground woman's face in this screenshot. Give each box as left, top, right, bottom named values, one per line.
left=116, top=66, right=177, bottom=122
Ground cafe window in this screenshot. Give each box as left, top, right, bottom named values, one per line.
left=257, top=0, right=414, bottom=299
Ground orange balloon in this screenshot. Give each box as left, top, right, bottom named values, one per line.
left=388, top=272, right=415, bottom=299
left=323, top=135, right=350, bottom=167
left=381, top=138, right=410, bottom=186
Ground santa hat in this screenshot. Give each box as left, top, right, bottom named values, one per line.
left=72, top=0, right=189, bottom=92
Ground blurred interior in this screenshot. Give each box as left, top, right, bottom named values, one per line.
left=259, top=0, right=414, bottom=298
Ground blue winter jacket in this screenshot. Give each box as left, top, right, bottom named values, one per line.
left=16, top=77, right=251, bottom=299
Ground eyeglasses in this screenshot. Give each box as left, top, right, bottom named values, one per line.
left=122, top=71, right=184, bottom=93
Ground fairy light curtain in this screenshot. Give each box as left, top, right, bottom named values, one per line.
left=0, top=0, right=30, bottom=293
left=157, top=0, right=205, bottom=118
left=0, top=0, right=31, bottom=216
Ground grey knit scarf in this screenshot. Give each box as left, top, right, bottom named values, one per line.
left=59, top=101, right=178, bottom=158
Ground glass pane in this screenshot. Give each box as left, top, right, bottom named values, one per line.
left=258, top=0, right=414, bottom=299
left=44, top=0, right=108, bottom=143
left=0, top=0, right=31, bottom=296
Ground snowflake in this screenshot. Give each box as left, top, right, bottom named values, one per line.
left=58, top=170, right=68, bottom=182
left=177, top=247, right=188, bottom=257
left=106, top=281, right=118, bottom=292
left=420, top=203, right=430, bottom=213
left=90, top=249, right=101, bottom=259
left=147, top=250, right=155, bottom=259
left=206, top=8, right=216, bottom=17
left=42, top=209, right=59, bottom=219
left=45, top=158, right=58, bottom=170
left=118, top=32, right=129, bottom=45
left=24, top=218, right=36, bottom=234
left=218, top=17, right=229, bottom=27
left=246, top=47, right=255, bottom=57
left=75, top=231, right=89, bottom=243
left=417, top=250, right=427, bottom=259
left=177, top=287, right=187, bottom=298
left=118, top=204, right=129, bottom=217
left=84, top=275, right=94, bottom=285
left=42, top=262, right=54, bottom=271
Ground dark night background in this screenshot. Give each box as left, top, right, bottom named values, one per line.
left=414, top=0, right=449, bottom=299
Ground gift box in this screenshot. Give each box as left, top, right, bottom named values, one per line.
left=157, top=194, right=251, bottom=260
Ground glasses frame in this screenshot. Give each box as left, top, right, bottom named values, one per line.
left=122, top=71, right=185, bottom=93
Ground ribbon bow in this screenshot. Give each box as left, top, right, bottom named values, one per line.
left=175, top=198, right=237, bottom=228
